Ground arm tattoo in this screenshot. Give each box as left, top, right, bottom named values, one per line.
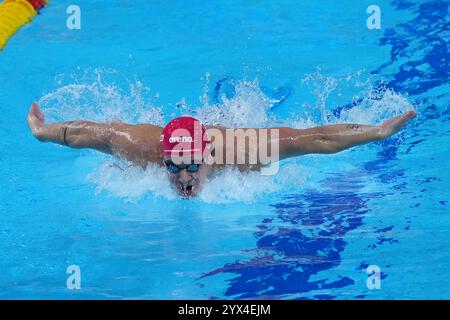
left=60, top=121, right=74, bottom=145
left=61, top=126, right=68, bottom=145
left=346, top=124, right=361, bottom=132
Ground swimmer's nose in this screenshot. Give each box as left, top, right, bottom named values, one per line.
left=177, top=169, right=191, bottom=184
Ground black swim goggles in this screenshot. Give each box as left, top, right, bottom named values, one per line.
left=164, top=160, right=201, bottom=174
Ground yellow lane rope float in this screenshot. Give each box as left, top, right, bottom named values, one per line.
left=0, top=0, right=49, bottom=50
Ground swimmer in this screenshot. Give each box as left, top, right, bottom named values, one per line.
left=27, top=102, right=416, bottom=197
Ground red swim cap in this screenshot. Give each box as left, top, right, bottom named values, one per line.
left=160, top=117, right=210, bottom=157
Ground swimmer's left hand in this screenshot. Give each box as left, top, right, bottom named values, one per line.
left=27, top=102, right=46, bottom=140
left=380, top=110, right=417, bottom=138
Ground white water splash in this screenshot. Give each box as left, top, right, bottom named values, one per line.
left=194, top=78, right=277, bottom=128
left=299, top=68, right=414, bottom=125
left=301, top=68, right=339, bottom=124
left=86, top=161, right=177, bottom=201
left=38, top=68, right=165, bottom=126
left=337, top=88, right=414, bottom=124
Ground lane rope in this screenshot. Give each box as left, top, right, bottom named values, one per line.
left=0, top=0, right=49, bottom=50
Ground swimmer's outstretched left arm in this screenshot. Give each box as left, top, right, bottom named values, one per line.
left=27, top=103, right=163, bottom=167
left=278, top=111, right=416, bottom=160
left=27, top=103, right=113, bottom=153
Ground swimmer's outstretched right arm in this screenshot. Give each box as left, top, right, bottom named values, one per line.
left=27, top=103, right=163, bottom=167
left=278, top=111, right=417, bottom=159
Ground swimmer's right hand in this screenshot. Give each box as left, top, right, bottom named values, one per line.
left=27, top=102, right=47, bottom=141
left=380, top=110, right=417, bottom=138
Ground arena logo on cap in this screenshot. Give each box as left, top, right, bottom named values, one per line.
left=169, top=136, right=194, bottom=143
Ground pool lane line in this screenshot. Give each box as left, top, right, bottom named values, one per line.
left=0, top=0, right=49, bottom=51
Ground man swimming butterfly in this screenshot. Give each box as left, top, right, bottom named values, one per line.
left=27, top=102, right=416, bottom=197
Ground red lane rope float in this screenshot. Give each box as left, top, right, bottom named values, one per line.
left=0, top=0, right=49, bottom=50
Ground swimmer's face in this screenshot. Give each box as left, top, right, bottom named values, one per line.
left=163, top=155, right=210, bottom=197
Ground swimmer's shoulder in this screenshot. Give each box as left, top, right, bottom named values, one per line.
left=133, top=123, right=164, bottom=133
left=108, top=122, right=163, bottom=166
left=123, top=123, right=164, bottom=143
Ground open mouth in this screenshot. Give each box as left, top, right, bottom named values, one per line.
left=179, top=184, right=194, bottom=196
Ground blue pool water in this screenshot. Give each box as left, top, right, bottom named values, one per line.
left=0, top=0, right=448, bottom=299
